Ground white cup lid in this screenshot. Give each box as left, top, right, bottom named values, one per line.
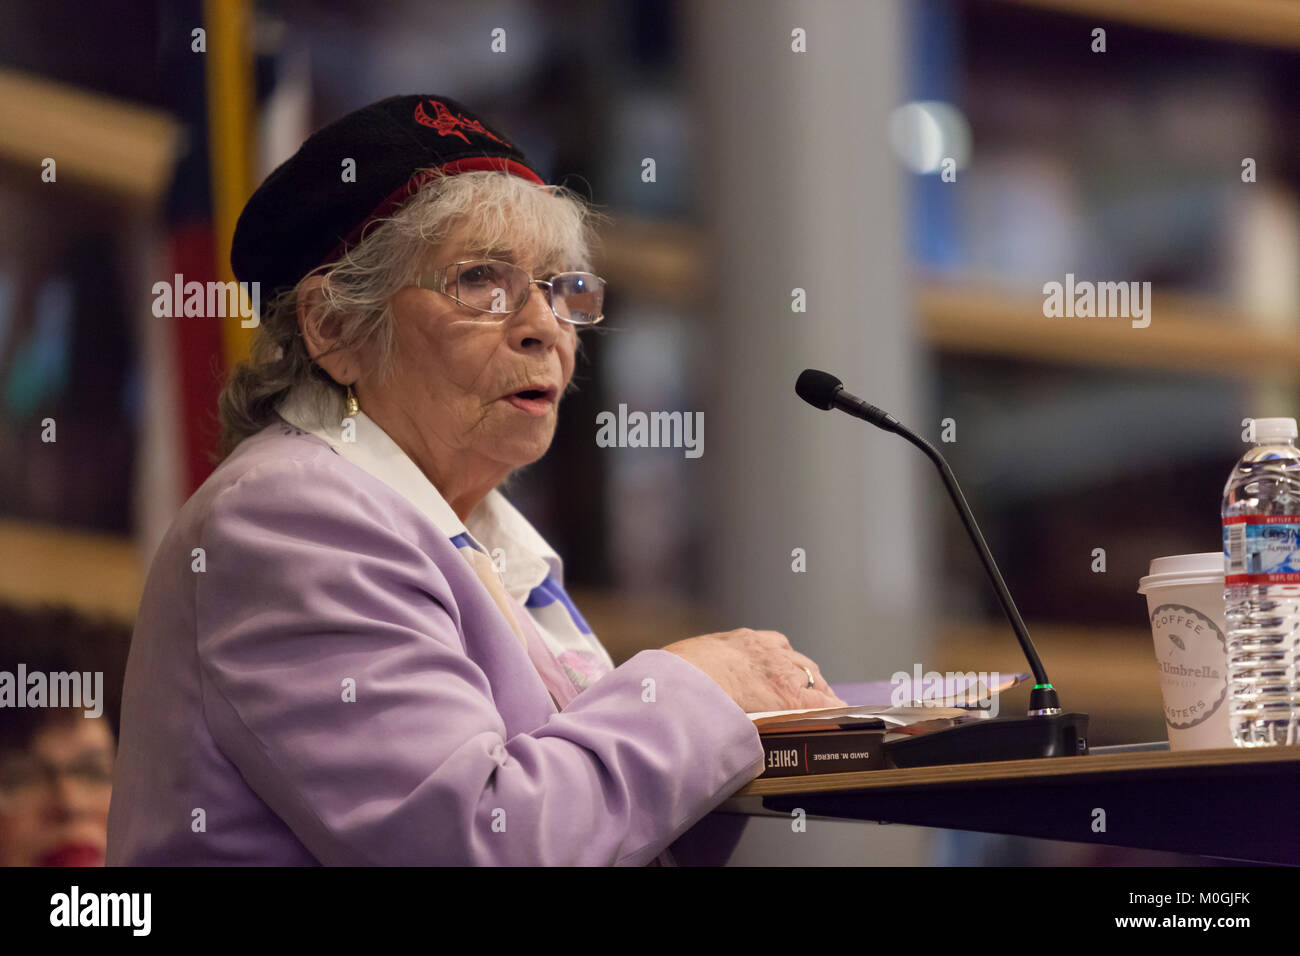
left=1147, top=552, right=1223, bottom=576
left=1138, top=552, right=1224, bottom=593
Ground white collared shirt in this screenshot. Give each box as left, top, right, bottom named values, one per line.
left=276, top=387, right=615, bottom=693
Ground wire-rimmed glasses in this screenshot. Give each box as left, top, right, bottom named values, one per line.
left=417, top=258, right=606, bottom=325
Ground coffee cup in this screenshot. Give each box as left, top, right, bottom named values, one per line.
left=1137, top=553, right=1233, bottom=750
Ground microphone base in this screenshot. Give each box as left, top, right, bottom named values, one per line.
left=884, top=712, right=1090, bottom=769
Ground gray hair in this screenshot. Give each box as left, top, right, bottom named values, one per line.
left=217, top=167, right=607, bottom=458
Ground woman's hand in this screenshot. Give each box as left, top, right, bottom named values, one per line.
left=662, top=628, right=846, bottom=714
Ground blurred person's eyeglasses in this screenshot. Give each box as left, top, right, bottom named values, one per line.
left=417, top=259, right=606, bottom=326
left=0, top=752, right=114, bottom=807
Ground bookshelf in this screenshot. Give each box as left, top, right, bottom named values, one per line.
left=597, top=217, right=1300, bottom=380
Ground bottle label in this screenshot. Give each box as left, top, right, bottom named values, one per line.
left=1223, top=515, right=1300, bottom=584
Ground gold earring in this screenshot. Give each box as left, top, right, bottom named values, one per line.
left=344, top=385, right=359, bottom=419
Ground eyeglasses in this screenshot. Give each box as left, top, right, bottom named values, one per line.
left=0, top=752, right=114, bottom=805
left=417, top=258, right=606, bottom=326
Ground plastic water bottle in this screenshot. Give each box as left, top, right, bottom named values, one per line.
left=1222, top=417, right=1300, bottom=747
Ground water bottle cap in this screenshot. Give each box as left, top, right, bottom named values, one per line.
left=1252, top=417, right=1298, bottom=443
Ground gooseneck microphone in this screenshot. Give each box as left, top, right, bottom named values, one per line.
left=796, top=369, right=1056, bottom=710
left=796, top=369, right=1088, bottom=766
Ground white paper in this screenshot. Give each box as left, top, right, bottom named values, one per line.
left=747, top=703, right=992, bottom=726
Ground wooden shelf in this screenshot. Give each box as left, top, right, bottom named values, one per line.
left=595, top=221, right=1298, bottom=377
left=915, top=279, right=1300, bottom=378
left=1001, top=0, right=1300, bottom=50
left=566, top=586, right=716, bottom=664
left=933, top=618, right=1166, bottom=740
left=0, top=519, right=140, bottom=623
left=593, top=218, right=702, bottom=311
left=0, top=69, right=182, bottom=206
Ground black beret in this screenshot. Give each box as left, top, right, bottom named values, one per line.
left=231, top=94, right=545, bottom=302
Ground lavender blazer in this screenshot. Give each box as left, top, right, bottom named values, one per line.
left=107, top=422, right=764, bottom=865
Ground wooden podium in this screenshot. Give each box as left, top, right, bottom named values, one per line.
left=721, top=743, right=1300, bottom=865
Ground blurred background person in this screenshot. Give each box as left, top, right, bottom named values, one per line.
left=0, top=605, right=129, bottom=867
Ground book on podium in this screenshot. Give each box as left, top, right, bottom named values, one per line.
left=747, top=672, right=1030, bottom=778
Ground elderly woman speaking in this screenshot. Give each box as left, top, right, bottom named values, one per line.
left=107, top=94, right=842, bottom=866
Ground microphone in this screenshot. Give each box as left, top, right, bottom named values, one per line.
left=796, top=369, right=1088, bottom=767
left=795, top=369, right=902, bottom=431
